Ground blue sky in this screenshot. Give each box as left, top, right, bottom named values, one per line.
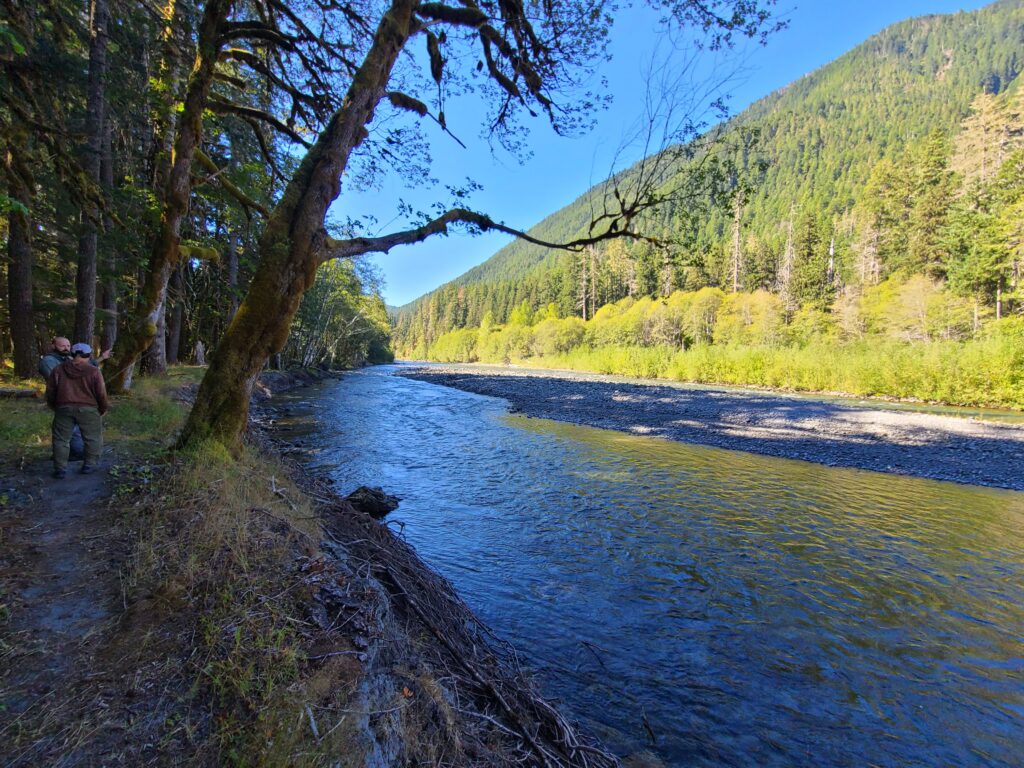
left=332, top=1, right=993, bottom=307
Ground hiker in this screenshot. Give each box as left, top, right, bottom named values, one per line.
left=38, top=337, right=110, bottom=461
left=45, top=343, right=110, bottom=479
left=38, top=336, right=111, bottom=378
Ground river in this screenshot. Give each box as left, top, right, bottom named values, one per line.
left=275, top=365, right=1024, bottom=767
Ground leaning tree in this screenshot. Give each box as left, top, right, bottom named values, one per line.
left=105, top=0, right=357, bottom=390
left=147, top=0, right=781, bottom=447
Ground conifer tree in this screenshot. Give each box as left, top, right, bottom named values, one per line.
left=907, top=130, right=955, bottom=278
left=792, top=211, right=832, bottom=310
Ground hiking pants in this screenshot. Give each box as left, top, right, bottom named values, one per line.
left=52, top=406, right=103, bottom=470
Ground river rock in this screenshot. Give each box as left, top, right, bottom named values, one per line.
left=346, top=486, right=401, bottom=518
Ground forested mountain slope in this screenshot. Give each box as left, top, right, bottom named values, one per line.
left=394, top=0, right=1024, bottom=350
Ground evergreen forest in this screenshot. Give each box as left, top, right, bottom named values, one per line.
left=2, top=0, right=786, bottom=445
left=0, top=0, right=395, bottom=389
left=393, top=0, right=1024, bottom=407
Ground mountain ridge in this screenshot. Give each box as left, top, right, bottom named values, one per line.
left=393, top=0, right=1023, bottom=333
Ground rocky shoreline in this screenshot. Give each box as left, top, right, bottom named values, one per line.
left=400, top=365, right=1024, bottom=491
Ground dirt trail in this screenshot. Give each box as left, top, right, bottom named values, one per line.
left=0, top=458, right=126, bottom=766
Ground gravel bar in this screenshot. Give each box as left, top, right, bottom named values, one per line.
left=399, top=365, right=1024, bottom=491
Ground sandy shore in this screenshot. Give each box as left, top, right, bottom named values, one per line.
left=400, top=365, right=1024, bottom=491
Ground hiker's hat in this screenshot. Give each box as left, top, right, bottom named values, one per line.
left=71, top=342, right=92, bottom=356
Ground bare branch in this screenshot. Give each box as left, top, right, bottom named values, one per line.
left=320, top=206, right=662, bottom=264
left=207, top=95, right=313, bottom=147
left=194, top=149, right=271, bottom=217
left=237, top=115, right=287, bottom=183
left=386, top=92, right=467, bottom=147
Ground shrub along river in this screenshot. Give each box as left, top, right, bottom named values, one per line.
left=275, top=365, right=1024, bottom=767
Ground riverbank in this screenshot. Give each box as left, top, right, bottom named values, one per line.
left=400, top=365, right=1024, bottom=490
left=0, top=367, right=613, bottom=766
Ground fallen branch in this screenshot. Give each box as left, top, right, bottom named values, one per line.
left=384, top=565, right=560, bottom=768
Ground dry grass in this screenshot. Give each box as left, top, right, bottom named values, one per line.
left=3, top=367, right=368, bottom=766
left=113, top=438, right=372, bottom=766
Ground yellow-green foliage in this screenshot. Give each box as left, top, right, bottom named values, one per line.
left=532, top=317, right=586, bottom=356
left=429, top=328, right=480, bottom=362
left=860, top=275, right=977, bottom=340
left=713, top=290, right=787, bottom=346
left=421, top=278, right=1024, bottom=409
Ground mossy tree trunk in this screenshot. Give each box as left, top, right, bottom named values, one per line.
left=181, top=0, right=419, bottom=447
left=141, top=305, right=167, bottom=373
left=73, top=0, right=109, bottom=345
left=226, top=228, right=239, bottom=319
left=106, top=0, right=232, bottom=392
left=6, top=133, right=36, bottom=378
left=100, top=117, right=118, bottom=352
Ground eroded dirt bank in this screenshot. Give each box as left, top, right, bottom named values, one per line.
left=400, top=366, right=1024, bottom=491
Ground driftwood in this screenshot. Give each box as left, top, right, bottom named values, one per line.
left=247, top=417, right=619, bottom=766
left=319, top=486, right=620, bottom=768
left=0, top=387, right=39, bottom=398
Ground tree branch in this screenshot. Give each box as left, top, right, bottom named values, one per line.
left=193, top=149, right=270, bottom=217
left=218, top=20, right=297, bottom=49
left=386, top=92, right=466, bottom=147
left=237, top=115, right=286, bottom=183
left=207, top=95, right=312, bottom=147
left=320, top=207, right=662, bottom=263
left=415, top=4, right=488, bottom=28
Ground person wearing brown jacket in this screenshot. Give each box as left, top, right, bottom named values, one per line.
left=45, top=343, right=110, bottom=479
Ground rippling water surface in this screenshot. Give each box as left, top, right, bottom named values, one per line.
left=277, top=366, right=1024, bottom=767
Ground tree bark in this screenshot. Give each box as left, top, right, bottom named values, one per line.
left=141, top=305, right=167, bottom=374
left=731, top=192, right=743, bottom=292
left=73, top=0, right=109, bottom=344
left=148, top=0, right=190, bottom=195
left=181, top=0, right=419, bottom=447
left=226, top=227, right=239, bottom=319
left=6, top=138, right=36, bottom=378
left=106, top=0, right=232, bottom=392
left=100, top=117, right=118, bottom=352
left=167, top=265, right=184, bottom=364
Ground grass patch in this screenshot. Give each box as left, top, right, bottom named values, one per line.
left=1, top=365, right=369, bottom=763
left=0, top=355, right=48, bottom=458
left=116, top=436, right=374, bottom=766
left=105, top=374, right=193, bottom=448
left=0, top=366, right=208, bottom=466
left=0, top=398, right=51, bottom=463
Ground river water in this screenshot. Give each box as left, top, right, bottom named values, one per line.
left=277, top=366, right=1024, bottom=767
